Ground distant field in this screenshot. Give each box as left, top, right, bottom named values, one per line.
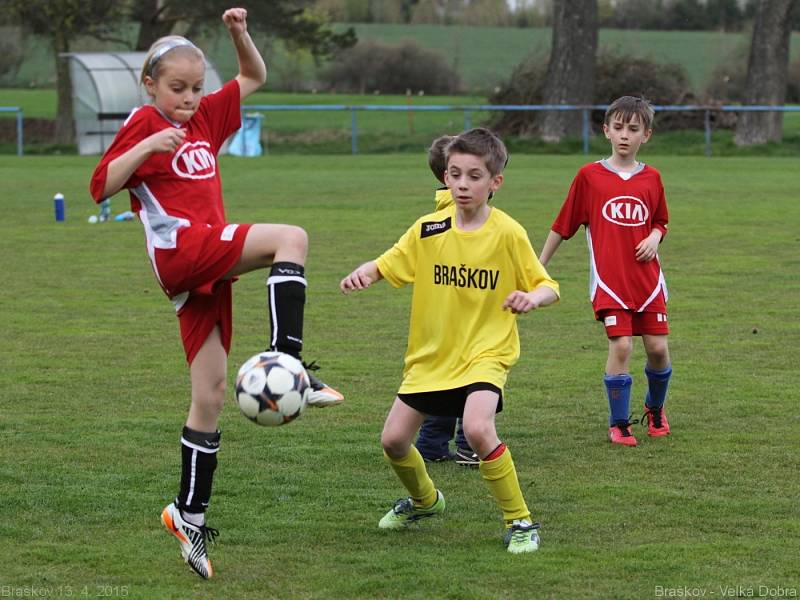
left=1, top=153, right=798, bottom=598
left=5, top=23, right=800, bottom=93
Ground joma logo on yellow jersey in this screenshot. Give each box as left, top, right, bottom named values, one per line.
left=433, top=264, right=500, bottom=290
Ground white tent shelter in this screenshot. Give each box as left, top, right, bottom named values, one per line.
left=65, top=52, right=224, bottom=155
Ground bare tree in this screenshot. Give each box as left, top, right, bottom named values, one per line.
left=3, top=0, right=124, bottom=145
left=539, top=0, right=598, bottom=142
left=734, top=0, right=797, bottom=145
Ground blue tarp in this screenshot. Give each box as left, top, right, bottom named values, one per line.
left=228, top=114, right=264, bottom=157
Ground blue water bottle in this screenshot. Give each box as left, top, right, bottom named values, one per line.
left=54, top=193, right=65, bottom=222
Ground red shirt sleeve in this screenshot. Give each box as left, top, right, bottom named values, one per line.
left=89, top=107, right=149, bottom=203
left=551, top=168, right=590, bottom=240
left=651, top=172, right=669, bottom=240
left=194, top=79, right=242, bottom=153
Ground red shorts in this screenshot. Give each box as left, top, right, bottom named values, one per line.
left=152, top=223, right=252, bottom=363
left=599, top=309, right=669, bottom=337
left=179, top=282, right=233, bottom=364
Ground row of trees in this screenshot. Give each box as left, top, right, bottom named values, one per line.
left=526, top=0, right=797, bottom=145
left=1, top=0, right=796, bottom=147
left=312, top=0, right=800, bottom=31
left=0, top=0, right=355, bottom=144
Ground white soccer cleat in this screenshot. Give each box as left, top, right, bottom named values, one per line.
left=303, top=361, right=344, bottom=407
left=160, top=503, right=218, bottom=579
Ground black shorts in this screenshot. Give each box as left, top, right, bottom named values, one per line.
left=398, top=382, right=503, bottom=418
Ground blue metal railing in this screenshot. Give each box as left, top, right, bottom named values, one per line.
left=242, top=103, right=800, bottom=156
left=2, top=103, right=798, bottom=157
left=0, top=106, right=24, bottom=156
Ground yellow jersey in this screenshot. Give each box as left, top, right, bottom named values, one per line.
left=434, top=187, right=453, bottom=211
left=375, top=204, right=559, bottom=394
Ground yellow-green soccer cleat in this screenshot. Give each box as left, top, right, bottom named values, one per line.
left=504, top=519, right=541, bottom=554
left=378, top=490, right=446, bottom=529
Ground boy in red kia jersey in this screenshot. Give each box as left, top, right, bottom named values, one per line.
left=539, top=96, right=672, bottom=447
left=89, top=8, right=342, bottom=579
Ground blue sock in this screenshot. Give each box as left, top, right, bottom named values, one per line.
left=604, top=374, right=632, bottom=426
left=645, top=364, right=672, bottom=409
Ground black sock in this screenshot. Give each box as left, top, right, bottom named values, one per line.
left=175, top=427, right=220, bottom=514
left=266, top=262, right=306, bottom=358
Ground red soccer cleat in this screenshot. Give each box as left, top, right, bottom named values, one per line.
left=643, top=405, right=671, bottom=437
left=608, top=423, right=638, bottom=446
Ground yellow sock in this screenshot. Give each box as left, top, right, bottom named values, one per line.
left=384, top=446, right=437, bottom=508
left=479, top=446, right=531, bottom=525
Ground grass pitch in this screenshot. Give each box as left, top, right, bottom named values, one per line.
left=0, top=153, right=798, bottom=599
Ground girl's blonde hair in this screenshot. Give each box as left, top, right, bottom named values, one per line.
left=140, top=36, right=205, bottom=85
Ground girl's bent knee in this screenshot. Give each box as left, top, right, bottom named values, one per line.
left=286, top=226, right=308, bottom=252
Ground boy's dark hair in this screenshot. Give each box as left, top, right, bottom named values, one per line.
left=604, top=96, right=655, bottom=130
left=428, top=135, right=454, bottom=184
left=446, top=127, right=508, bottom=177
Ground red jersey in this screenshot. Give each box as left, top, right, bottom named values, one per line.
left=552, top=161, right=669, bottom=316
left=89, top=80, right=243, bottom=311
left=90, top=79, right=241, bottom=224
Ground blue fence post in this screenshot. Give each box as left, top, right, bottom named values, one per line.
left=582, top=108, right=590, bottom=155
left=704, top=110, right=712, bottom=157
left=16, top=109, right=23, bottom=156
left=350, top=108, right=358, bottom=155
left=464, top=109, right=472, bottom=131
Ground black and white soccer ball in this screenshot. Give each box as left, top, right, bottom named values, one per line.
left=234, top=352, right=310, bottom=426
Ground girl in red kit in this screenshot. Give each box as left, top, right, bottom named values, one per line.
left=90, top=8, right=342, bottom=579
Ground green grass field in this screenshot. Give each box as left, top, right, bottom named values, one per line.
left=1, top=154, right=798, bottom=599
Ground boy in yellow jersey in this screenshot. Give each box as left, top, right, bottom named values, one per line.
left=340, top=128, right=559, bottom=553
left=415, top=134, right=479, bottom=466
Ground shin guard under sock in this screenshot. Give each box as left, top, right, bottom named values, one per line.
left=384, top=447, right=437, bottom=508
left=176, top=427, right=220, bottom=514
left=604, top=374, right=633, bottom=426
left=479, top=445, right=531, bottom=524
left=645, top=364, right=672, bottom=409
left=267, top=262, right=306, bottom=359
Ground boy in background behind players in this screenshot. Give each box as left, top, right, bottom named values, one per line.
left=414, top=134, right=478, bottom=467
left=538, top=96, right=672, bottom=447
left=341, top=128, right=559, bottom=553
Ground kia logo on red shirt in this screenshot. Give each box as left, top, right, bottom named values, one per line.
left=602, top=195, right=649, bottom=226
left=172, top=141, right=216, bottom=180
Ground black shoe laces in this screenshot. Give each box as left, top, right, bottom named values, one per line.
left=512, top=521, right=541, bottom=532
left=643, top=406, right=663, bottom=428
left=392, top=498, right=414, bottom=515
left=201, top=525, right=219, bottom=544
left=614, top=415, right=640, bottom=436
left=302, top=360, right=320, bottom=372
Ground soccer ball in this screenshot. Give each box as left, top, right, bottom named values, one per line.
left=234, top=352, right=310, bottom=426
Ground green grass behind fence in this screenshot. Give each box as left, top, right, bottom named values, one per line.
left=0, top=153, right=798, bottom=598
left=2, top=88, right=800, bottom=157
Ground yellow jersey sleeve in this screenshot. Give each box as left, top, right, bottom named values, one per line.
left=512, top=227, right=560, bottom=298
left=375, top=222, right=419, bottom=288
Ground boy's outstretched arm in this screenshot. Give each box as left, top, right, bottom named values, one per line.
left=503, top=286, right=559, bottom=314
left=538, top=230, right=564, bottom=268
left=340, top=261, right=383, bottom=294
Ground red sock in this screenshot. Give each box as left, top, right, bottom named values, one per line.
left=484, top=443, right=507, bottom=461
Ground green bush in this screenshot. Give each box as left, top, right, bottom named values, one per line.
left=319, top=39, right=461, bottom=94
